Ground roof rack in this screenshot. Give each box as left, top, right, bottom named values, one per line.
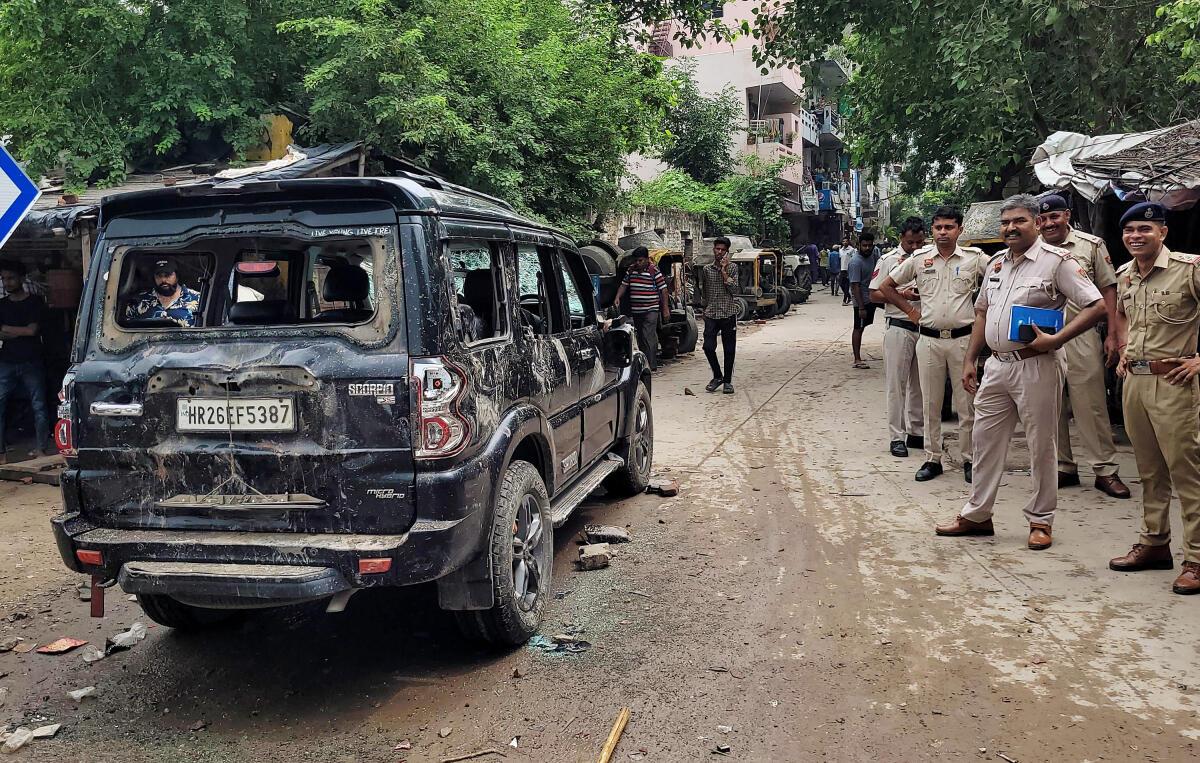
left=378, top=153, right=516, bottom=212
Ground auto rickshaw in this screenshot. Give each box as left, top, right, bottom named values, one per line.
left=781, top=250, right=812, bottom=304
left=693, top=239, right=791, bottom=321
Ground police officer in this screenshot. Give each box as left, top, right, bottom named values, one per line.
left=878, top=206, right=986, bottom=483
left=1036, top=194, right=1131, bottom=499
left=1108, top=202, right=1200, bottom=595
left=870, top=216, right=926, bottom=457
left=935, top=194, right=1103, bottom=550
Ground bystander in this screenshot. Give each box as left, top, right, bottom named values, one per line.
left=0, top=261, right=49, bottom=463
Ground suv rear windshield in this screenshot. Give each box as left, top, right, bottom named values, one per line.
left=109, top=232, right=385, bottom=331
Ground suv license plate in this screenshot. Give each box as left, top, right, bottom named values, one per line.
left=176, top=398, right=296, bottom=433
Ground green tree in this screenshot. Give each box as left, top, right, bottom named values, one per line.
left=1150, top=1, right=1200, bottom=82
left=283, top=0, right=674, bottom=230
left=0, top=0, right=297, bottom=188
left=659, top=60, right=742, bottom=184
left=628, top=168, right=749, bottom=232
left=595, top=0, right=1200, bottom=200
left=890, top=180, right=971, bottom=227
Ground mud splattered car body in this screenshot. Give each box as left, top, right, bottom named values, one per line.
left=52, top=175, right=654, bottom=644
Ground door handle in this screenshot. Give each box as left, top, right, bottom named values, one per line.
left=90, top=402, right=144, bottom=417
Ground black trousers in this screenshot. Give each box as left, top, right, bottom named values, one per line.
left=703, top=315, right=737, bottom=383
left=633, top=311, right=659, bottom=370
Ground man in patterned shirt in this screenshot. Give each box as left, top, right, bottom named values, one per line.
left=700, top=237, right=740, bottom=394
left=125, top=258, right=200, bottom=327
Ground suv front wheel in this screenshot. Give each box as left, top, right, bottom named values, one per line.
left=454, top=460, right=553, bottom=646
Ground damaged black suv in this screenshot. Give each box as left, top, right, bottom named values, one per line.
left=52, top=174, right=654, bottom=645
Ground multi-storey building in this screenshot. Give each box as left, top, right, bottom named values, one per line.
left=631, top=2, right=885, bottom=246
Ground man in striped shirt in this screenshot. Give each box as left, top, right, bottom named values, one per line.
left=615, top=247, right=670, bottom=370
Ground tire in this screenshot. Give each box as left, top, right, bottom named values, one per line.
left=774, top=287, right=792, bottom=317
left=678, top=308, right=698, bottom=353
left=577, top=245, right=617, bottom=277
left=605, top=381, right=653, bottom=497
left=454, top=460, right=553, bottom=647
left=734, top=297, right=751, bottom=322
left=137, top=593, right=236, bottom=631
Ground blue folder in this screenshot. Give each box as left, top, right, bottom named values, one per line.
left=1009, top=305, right=1064, bottom=342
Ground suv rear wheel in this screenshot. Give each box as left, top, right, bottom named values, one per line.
left=136, top=593, right=236, bottom=630
left=605, top=381, right=653, bottom=497
left=454, top=460, right=552, bottom=647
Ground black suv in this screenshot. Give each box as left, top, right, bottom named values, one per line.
left=52, top=175, right=654, bottom=645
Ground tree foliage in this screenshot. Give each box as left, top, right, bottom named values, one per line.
left=0, top=0, right=297, bottom=189
left=0, top=0, right=673, bottom=232
left=596, top=0, right=1200, bottom=200
left=280, top=0, right=674, bottom=229
left=659, top=60, right=742, bottom=184
left=1150, top=0, right=1200, bottom=83
left=628, top=156, right=794, bottom=244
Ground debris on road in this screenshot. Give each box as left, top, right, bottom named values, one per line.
left=81, top=647, right=106, bottom=664
left=77, top=583, right=91, bottom=602
left=0, top=688, right=8, bottom=707
left=508, top=736, right=519, bottom=748
left=712, top=743, right=732, bottom=756
left=511, top=668, right=522, bottom=679
left=438, top=726, right=453, bottom=739
left=1, top=727, right=33, bottom=753
left=66, top=686, right=97, bottom=702
left=4, top=613, right=27, bottom=624
left=439, top=749, right=506, bottom=763
left=393, top=740, right=412, bottom=751
left=597, top=707, right=631, bottom=763
left=528, top=631, right=592, bottom=654
left=577, top=543, right=611, bottom=571
left=684, top=387, right=696, bottom=396
left=9, top=641, right=36, bottom=654
left=0, top=638, right=21, bottom=653
left=189, top=720, right=209, bottom=732
left=716, top=725, right=732, bottom=734
left=30, top=724, right=60, bottom=739
left=648, top=476, right=679, bottom=497
left=106, top=622, right=147, bottom=653
left=36, top=637, right=89, bottom=655
left=583, top=525, right=631, bottom=544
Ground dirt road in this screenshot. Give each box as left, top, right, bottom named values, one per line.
left=1, top=291, right=1197, bottom=761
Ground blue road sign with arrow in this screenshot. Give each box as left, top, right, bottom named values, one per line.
left=0, top=144, right=41, bottom=251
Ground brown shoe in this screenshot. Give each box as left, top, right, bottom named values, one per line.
left=1173, top=562, right=1200, bottom=595
left=1109, top=543, right=1173, bottom=572
left=935, top=515, right=994, bottom=537
left=1028, top=523, right=1052, bottom=550
left=1094, top=475, right=1131, bottom=499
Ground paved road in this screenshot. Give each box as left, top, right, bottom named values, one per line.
left=0, top=290, right=1197, bottom=761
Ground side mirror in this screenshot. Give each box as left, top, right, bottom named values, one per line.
left=603, top=326, right=633, bottom=368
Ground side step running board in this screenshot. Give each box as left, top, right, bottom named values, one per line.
left=549, top=453, right=624, bottom=527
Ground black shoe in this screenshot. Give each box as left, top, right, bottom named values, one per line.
left=890, top=440, right=908, bottom=458
left=1058, top=471, right=1080, bottom=488
left=905, top=434, right=924, bottom=450
left=915, top=462, right=943, bottom=482
left=963, top=461, right=972, bottom=483
left=722, top=383, right=735, bottom=394
left=705, top=378, right=723, bottom=393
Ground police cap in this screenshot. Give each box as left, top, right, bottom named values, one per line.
left=1119, top=202, right=1167, bottom=228
left=1037, top=194, right=1069, bottom=214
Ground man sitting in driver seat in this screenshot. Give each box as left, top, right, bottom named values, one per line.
left=126, top=258, right=201, bottom=327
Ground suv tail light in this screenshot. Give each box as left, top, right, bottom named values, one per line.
left=411, top=357, right=470, bottom=459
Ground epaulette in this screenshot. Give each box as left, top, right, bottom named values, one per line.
left=1115, top=260, right=1134, bottom=275
left=1168, top=251, right=1200, bottom=266
left=914, top=244, right=936, bottom=255
left=1043, top=243, right=1071, bottom=258
left=1072, top=229, right=1103, bottom=245
left=960, top=246, right=984, bottom=255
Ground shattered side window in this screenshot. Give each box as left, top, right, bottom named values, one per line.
left=448, top=241, right=505, bottom=344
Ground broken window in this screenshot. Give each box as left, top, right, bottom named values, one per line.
left=448, top=241, right=506, bottom=345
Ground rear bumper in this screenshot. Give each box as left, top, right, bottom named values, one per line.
left=118, top=561, right=352, bottom=606
left=52, top=473, right=488, bottom=601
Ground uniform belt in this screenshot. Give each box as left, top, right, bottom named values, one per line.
left=992, top=348, right=1046, bottom=363
left=886, top=318, right=919, bottom=332
left=1128, top=359, right=1186, bottom=375
left=918, top=325, right=972, bottom=339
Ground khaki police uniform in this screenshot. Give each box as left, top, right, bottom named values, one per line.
left=1054, top=228, right=1120, bottom=478
left=890, top=244, right=988, bottom=465
left=960, top=240, right=1101, bottom=526
left=1118, top=247, right=1200, bottom=563
left=870, top=247, right=923, bottom=443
